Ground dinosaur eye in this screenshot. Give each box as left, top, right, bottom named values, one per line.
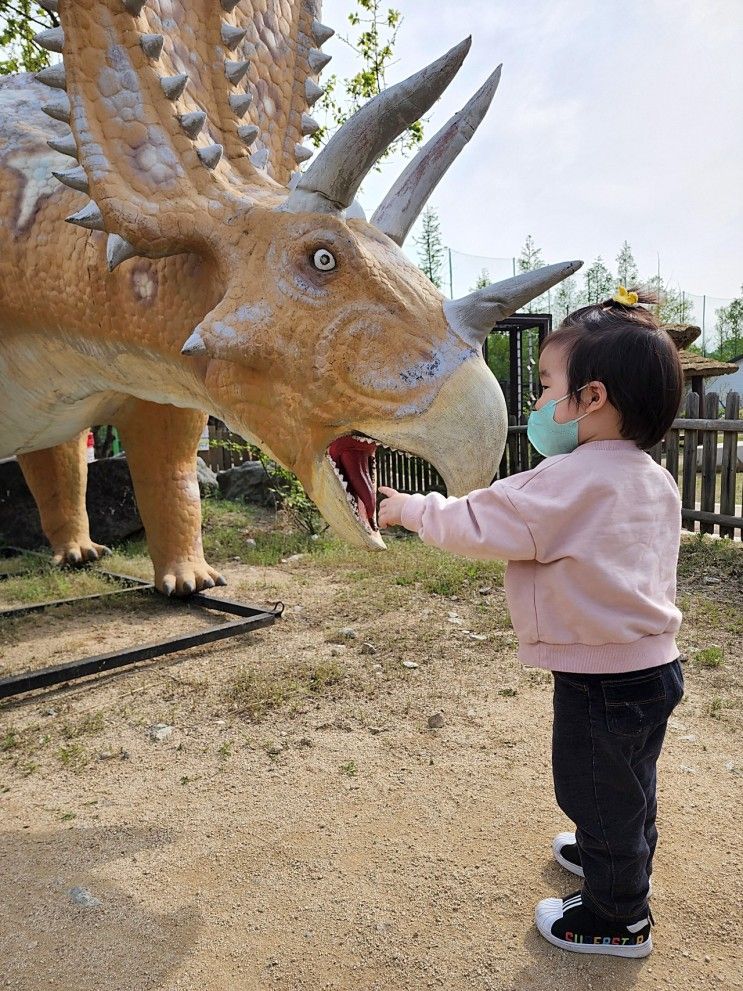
left=312, top=248, right=336, bottom=272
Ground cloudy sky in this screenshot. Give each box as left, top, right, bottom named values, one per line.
left=321, top=0, right=742, bottom=302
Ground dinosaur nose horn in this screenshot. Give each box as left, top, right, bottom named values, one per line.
left=283, top=37, right=472, bottom=215
left=444, top=261, right=584, bottom=345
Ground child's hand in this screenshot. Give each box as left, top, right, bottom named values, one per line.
left=378, top=486, right=409, bottom=529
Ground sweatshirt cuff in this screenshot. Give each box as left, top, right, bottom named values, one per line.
left=400, top=493, right=427, bottom=532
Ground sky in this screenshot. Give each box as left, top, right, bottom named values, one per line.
left=321, top=0, right=743, bottom=302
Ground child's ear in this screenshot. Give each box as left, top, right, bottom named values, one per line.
left=587, top=381, right=609, bottom=409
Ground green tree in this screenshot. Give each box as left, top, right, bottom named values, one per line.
left=415, top=205, right=444, bottom=289
left=615, top=240, right=638, bottom=288
left=582, top=255, right=614, bottom=304
left=517, top=234, right=546, bottom=313
left=644, top=275, right=695, bottom=325
left=0, top=1, right=56, bottom=75
left=712, top=287, right=743, bottom=361
left=312, top=1, right=423, bottom=161
left=553, top=275, right=578, bottom=322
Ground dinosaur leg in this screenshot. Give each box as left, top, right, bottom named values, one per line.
left=115, top=399, right=225, bottom=596
left=17, top=431, right=111, bottom=565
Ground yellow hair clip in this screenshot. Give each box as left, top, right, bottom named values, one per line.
left=613, top=285, right=639, bottom=306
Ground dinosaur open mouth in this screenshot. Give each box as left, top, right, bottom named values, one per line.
left=327, top=434, right=379, bottom=531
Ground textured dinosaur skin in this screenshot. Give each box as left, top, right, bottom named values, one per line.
left=0, top=1, right=577, bottom=595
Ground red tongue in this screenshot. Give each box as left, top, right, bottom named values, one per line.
left=328, top=437, right=378, bottom=523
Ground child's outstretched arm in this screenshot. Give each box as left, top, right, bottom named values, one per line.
left=378, top=485, right=536, bottom=561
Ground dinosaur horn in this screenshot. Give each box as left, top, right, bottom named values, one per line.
left=284, top=37, right=472, bottom=214
left=444, top=261, right=584, bottom=345
left=372, top=66, right=502, bottom=246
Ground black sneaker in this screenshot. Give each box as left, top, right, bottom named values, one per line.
left=552, top=832, right=653, bottom=895
left=535, top=890, right=653, bottom=958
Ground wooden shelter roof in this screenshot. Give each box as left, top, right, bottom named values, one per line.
left=660, top=324, right=738, bottom=380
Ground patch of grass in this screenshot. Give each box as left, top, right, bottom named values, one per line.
left=309, top=660, right=344, bottom=692
left=681, top=596, right=743, bottom=637
left=695, top=646, right=724, bottom=669
left=57, top=742, right=88, bottom=771
left=0, top=729, right=19, bottom=752
left=225, top=669, right=305, bottom=721
left=0, top=567, right=112, bottom=606
left=678, top=534, right=743, bottom=590
left=61, top=711, right=105, bottom=739
left=498, top=688, right=518, bottom=697
left=708, top=697, right=724, bottom=719
left=340, top=760, right=358, bottom=777
left=218, top=741, right=232, bottom=759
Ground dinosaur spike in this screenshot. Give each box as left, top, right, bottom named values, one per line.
left=36, top=64, right=66, bottom=90
left=295, top=144, right=313, bottom=163
left=41, top=95, right=71, bottom=124
left=107, top=234, right=138, bottom=271
left=229, top=92, right=253, bottom=117
left=221, top=23, right=247, bottom=50
left=38, top=0, right=58, bottom=12
left=308, top=50, right=332, bottom=74
left=123, top=0, right=147, bottom=14
left=225, top=60, right=250, bottom=85
left=160, top=74, right=188, bottom=101
left=47, top=134, right=77, bottom=158
left=301, top=113, right=320, bottom=136
left=34, top=27, right=64, bottom=54
left=178, top=111, right=207, bottom=139
left=220, top=0, right=241, bottom=11
left=66, top=201, right=105, bottom=231
left=312, top=20, right=335, bottom=45
left=251, top=148, right=269, bottom=170
left=197, top=144, right=224, bottom=169
left=305, top=80, right=324, bottom=107
left=140, top=33, right=164, bottom=59
left=237, top=124, right=259, bottom=146
left=181, top=330, right=207, bottom=355
left=52, top=166, right=89, bottom=193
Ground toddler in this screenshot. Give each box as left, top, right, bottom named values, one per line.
left=379, top=288, right=685, bottom=958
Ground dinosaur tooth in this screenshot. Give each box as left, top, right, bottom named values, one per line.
left=301, top=113, right=320, bottom=136
left=308, top=49, right=332, bottom=74
left=305, top=80, right=324, bottom=107
left=122, top=0, right=147, bottom=14
left=197, top=144, right=224, bottom=169
left=47, top=134, right=77, bottom=158
left=224, top=60, right=250, bottom=85
left=107, top=234, right=138, bottom=271
left=312, top=20, right=335, bottom=45
left=140, top=33, right=164, bottom=59
left=220, top=0, right=241, bottom=11
left=34, top=27, right=64, bottom=53
left=160, top=74, right=188, bottom=101
left=237, top=124, right=259, bottom=146
left=295, top=144, right=313, bottom=163
left=228, top=92, right=253, bottom=117
left=66, top=201, right=105, bottom=231
left=221, top=23, right=247, bottom=50
left=38, top=0, right=58, bottom=12
left=52, top=166, right=89, bottom=193
left=181, top=330, right=207, bottom=355
left=178, top=111, right=207, bottom=139
left=41, top=95, right=71, bottom=124
left=36, top=64, right=66, bottom=90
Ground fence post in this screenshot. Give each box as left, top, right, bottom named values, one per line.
left=700, top=392, right=719, bottom=535
left=681, top=391, right=699, bottom=532
left=720, top=391, right=740, bottom=539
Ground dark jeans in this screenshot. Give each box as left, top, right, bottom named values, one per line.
left=552, top=659, right=684, bottom=922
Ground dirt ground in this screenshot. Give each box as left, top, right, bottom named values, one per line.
left=1, top=532, right=741, bottom=991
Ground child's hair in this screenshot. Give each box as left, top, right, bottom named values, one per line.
left=542, top=289, right=683, bottom=450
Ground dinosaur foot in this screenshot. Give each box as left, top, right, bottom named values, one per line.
left=53, top=540, right=112, bottom=567
left=156, top=561, right=227, bottom=597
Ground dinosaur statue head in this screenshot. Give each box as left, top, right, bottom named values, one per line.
left=36, top=1, right=580, bottom=549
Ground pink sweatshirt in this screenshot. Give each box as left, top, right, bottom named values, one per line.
left=399, top=439, right=682, bottom=674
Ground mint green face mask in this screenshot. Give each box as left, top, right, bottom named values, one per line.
left=527, top=386, right=593, bottom=457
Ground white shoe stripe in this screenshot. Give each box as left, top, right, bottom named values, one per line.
left=563, top=895, right=582, bottom=911
left=627, top=918, right=649, bottom=933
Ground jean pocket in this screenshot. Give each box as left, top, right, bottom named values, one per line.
left=602, top=673, right=669, bottom=737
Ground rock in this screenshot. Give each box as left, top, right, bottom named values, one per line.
left=402, top=660, right=418, bottom=669
left=428, top=712, right=445, bottom=729
left=149, top=723, right=173, bottom=742
left=244, top=538, right=257, bottom=549
left=328, top=627, right=357, bottom=644
left=196, top=457, right=218, bottom=497
left=703, top=575, right=722, bottom=585
left=283, top=553, right=305, bottom=563
left=266, top=743, right=283, bottom=756
left=359, top=642, right=377, bottom=655
left=69, top=886, right=101, bottom=908
left=371, top=663, right=383, bottom=672
left=0, top=455, right=142, bottom=548
left=330, top=646, right=347, bottom=657
left=298, top=737, right=313, bottom=748
left=478, top=586, right=493, bottom=595
left=216, top=460, right=276, bottom=507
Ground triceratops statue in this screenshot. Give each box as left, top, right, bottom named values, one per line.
left=0, top=0, right=580, bottom=595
